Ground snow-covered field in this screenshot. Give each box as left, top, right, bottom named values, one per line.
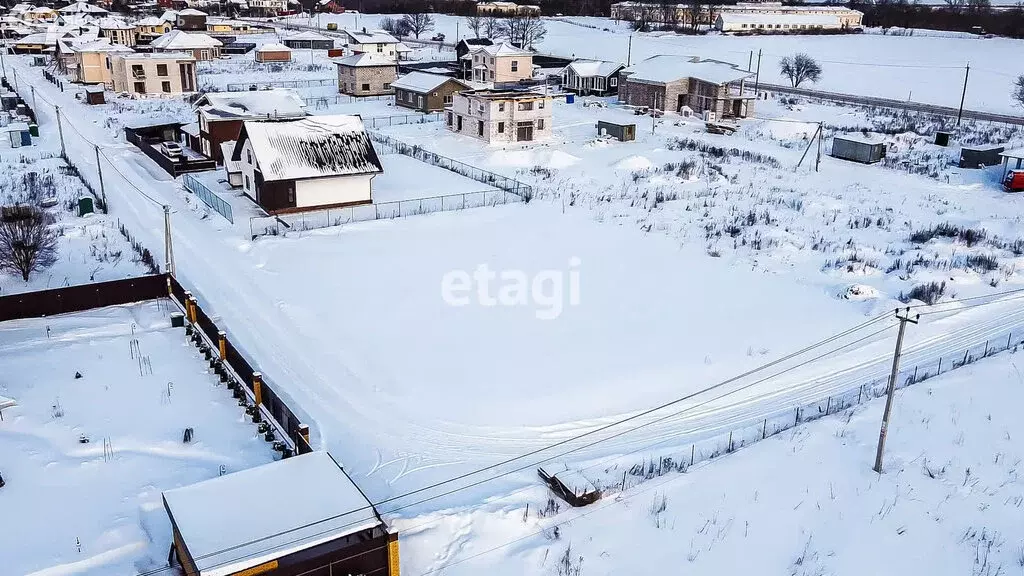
left=288, top=13, right=1024, bottom=114
left=0, top=302, right=276, bottom=576
left=0, top=154, right=152, bottom=295
left=396, top=351, right=1024, bottom=576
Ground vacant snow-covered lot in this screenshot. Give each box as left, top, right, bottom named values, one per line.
left=396, top=351, right=1024, bottom=576
left=0, top=302, right=276, bottom=576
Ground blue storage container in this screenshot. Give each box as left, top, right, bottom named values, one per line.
left=566, top=94, right=575, bottom=104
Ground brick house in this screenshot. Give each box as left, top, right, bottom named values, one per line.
left=392, top=72, right=469, bottom=113
left=335, top=52, right=396, bottom=96
left=150, top=30, right=223, bottom=61
left=193, top=89, right=307, bottom=162
left=446, top=89, right=551, bottom=143
left=467, top=42, right=533, bottom=84
left=619, top=55, right=755, bottom=119
left=175, top=8, right=207, bottom=31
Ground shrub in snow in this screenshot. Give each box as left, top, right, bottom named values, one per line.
left=899, top=281, right=946, bottom=305
left=0, top=205, right=58, bottom=282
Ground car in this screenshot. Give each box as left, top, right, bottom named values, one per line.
left=161, top=141, right=182, bottom=158
left=431, top=33, right=445, bottom=41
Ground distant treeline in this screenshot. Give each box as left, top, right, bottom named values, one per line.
left=851, top=0, right=1024, bottom=39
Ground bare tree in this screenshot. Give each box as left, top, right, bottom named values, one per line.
left=658, top=0, right=680, bottom=29
left=401, top=13, right=435, bottom=39
left=498, top=16, right=546, bottom=48
left=482, top=16, right=501, bottom=39
left=465, top=14, right=483, bottom=38
left=0, top=206, right=58, bottom=282
left=779, top=53, right=823, bottom=87
left=944, top=0, right=966, bottom=14
left=378, top=16, right=402, bottom=36
left=1013, top=75, right=1024, bottom=108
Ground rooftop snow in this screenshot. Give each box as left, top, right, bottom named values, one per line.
left=1000, top=147, right=1024, bottom=159
left=196, top=89, right=306, bottom=119
left=163, top=451, right=382, bottom=576
left=257, top=42, right=291, bottom=52
left=150, top=29, right=222, bottom=49
left=566, top=59, right=623, bottom=78
left=834, top=132, right=886, bottom=145
left=115, top=51, right=193, bottom=61
left=67, top=37, right=132, bottom=53
left=97, top=16, right=133, bottom=30
left=285, top=30, right=332, bottom=41
left=334, top=51, right=394, bottom=67
left=472, top=41, right=531, bottom=57
left=392, top=71, right=466, bottom=93
left=177, top=7, right=207, bottom=15
left=58, top=2, right=108, bottom=13
left=237, top=114, right=383, bottom=181
left=135, top=16, right=165, bottom=26
left=344, top=29, right=398, bottom=44
left=0, top=395, right=15, bottom=411
left=623, top=55, right=753, bottom=85
left=221, top=140, right=241, bottom=172
left=717, top=12, right=850, bottom=26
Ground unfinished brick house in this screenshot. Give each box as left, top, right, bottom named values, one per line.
left=335, top=52, right=396, bottom=96
left=447, top=89, right=551, bottom=144
left=619, top=55, right=755, bottom=119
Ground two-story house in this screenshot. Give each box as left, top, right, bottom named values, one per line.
left=335, top=52, right=396, bottom=96
left=108, top=52, right=198, bottom=95
left=135, top=16, right=171, bottom=45
left=467, top=42, right=533, bottom=85
left=98, top=16, right=137, bottom=47
left=192, top=89, right=307, bottom=161
left=69, top=38, right=133, bottom=86
left=342, top=29, right=399, bottom=60
left=150, top=30, right=222, bottom=61
left=446, top=89, right=551, bottom=143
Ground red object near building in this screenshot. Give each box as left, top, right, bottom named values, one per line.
left=1004, top=170, right=1024, bottom=192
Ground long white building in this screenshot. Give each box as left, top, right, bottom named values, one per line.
left=610, top=1, right=862, bottom=30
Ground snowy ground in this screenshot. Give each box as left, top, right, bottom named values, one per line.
left=0, top=302, right=277, bottom=576
left=288, top=13, right=1024, bottom=114
left=396, top=350, right=1024, bottom=576
left=0, top=153, right=152, bottom=295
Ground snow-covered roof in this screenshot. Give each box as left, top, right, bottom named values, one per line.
left=159, top=10, right=178, bottom=21
left=177, top=7, right=207, bottom=16
left=343, top=29, right=398, bottom=44
left=115, top=51, right=194, bottom=61
left=180, top=121, right=200, bottom=137
left=58, top=2, right=108, bottom=14
left=29, top=6, right=55, bottom=14
left=834, top=132, right=886, bottom=146
left=623, top=55, right=752, bottom=85
left=0, top=395, right=15, bottom=411
left=392, top=71, right=466, bottom=93
left=284, top=30, right=332, bottom=41
left=334, top=51, right=394, bottom=67
left=196, top=89, right=306, bottom=120
left=717, top=12, right=848, bottom=26
left=237, top=115, right=383, bottom=182
left=97, top=16, right=133, bottom=30
left=395, top=41, right=412, bottom=53
left=163, top=452, right=384, bottom=576
left=472, top=41, right=531, bottom=57
left=566, top=59, right=623, bottom=78
left=221, top=140, right=241, bottom=172
left=1000, top=148, right=1024, bottom=159
left=135, top=16, right=166, bottom=26
left=151, top=29, right=222, bottom=49
left=69, top=38, right=133, bottom=53
left=257, top=42, right=290, bottom=52
left=539, top=465, right=598, bottom=497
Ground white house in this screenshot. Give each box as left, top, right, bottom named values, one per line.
left=231, top=114, right=384, bottom=213
left=342, top=29, right=400, bottom=60
left=716, top=11, right=862, bottom=32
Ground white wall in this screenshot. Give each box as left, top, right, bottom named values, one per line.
left=240, top=139, right=257, bottom=200
left=295, top=174, right=373, bottom=208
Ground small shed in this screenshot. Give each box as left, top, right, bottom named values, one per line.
left=220, top=140, right=242, bottom=187
left=255, top=42, right=291, bottom=63
left=597, top=120, right=635, bottom=142
left=538, top=464, right=601, bottom=507
left=282, top=31, right=334, bottom=50
left=7, top=122, right=30, bottom=148
left=84, top=84, right=105, bottom=105
left=831, top=133, right=886, bottom=164
left=959, top=145, right=1004, bottom=169
left=999, top=148, right=1024, bottom=181
left=163, top=451, right=395, bottom=576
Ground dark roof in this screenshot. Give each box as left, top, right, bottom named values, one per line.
left=459, top=38, right=494, bottom=47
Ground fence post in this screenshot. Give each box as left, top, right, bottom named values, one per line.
left=962, top=348, right=970, bottom=366
left=727, top=431, right=733, bottom=453
left=690, top=444, right=695, bottom=466
left=937, top=356, right=942, bottom=375
left=795, top=406, right=800, bottom=425
left=1009, top=332, right=1013, bottom=350
left=858, top=384, right=863, bottom=404
left=984, top=340, right=989, bottom=357
left=762, top=418, right=767, bottom=439
left=217, top=330, right=227, bottom=360
left=912, top=365, right=918, bottom=385
left=826, top=396, right=831, bottom=414
left=251, top=372, right=263, bottom=423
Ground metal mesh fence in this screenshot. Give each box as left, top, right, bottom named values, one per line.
left=226, top=78, right=336, bottom=91
left=182, top=173, right=234, bottom=223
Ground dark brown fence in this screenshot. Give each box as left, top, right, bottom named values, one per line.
left=167, top=275, right=313, bottom=455
left=0, top=275, right=167, bottom=322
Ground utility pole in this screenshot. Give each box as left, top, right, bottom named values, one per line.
left=815, top=122, right=822, bottom=172
left=0, top=41, right=7, bottom=80
left=54, top=105, right=66, bottom=158
left=164, top=205, right=176, bottom=276
left=30, top=85, right=36, bottom=111
left=957, top=62, right=970, bottom=127
left=94, top=145, right=107, bottom=211
left=748, top=50, right=752, bottom=71
left=873, top=307, right=920, bottom=474
left=753, top=49, right=762, bottom=95
left=627, top=34, right=632, bottom=66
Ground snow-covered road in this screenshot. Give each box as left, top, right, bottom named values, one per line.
left=11, top=57, right=1024, bottom=516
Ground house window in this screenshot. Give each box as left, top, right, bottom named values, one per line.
left=244, top=175, right=250, bottom=190
left=376, top=44, right=382, bottom=52
left=156, top=63, right=168, bottom=76
left=362, top=83, right=370, bottom=91
left=131, top=64, right=144, bottom=77
left=538, top=99, right=545, bottom=109
left=247, top=150, right=252, bottom=164
left=417, top=95, right=423, bottom=107
left=610, top=76, right=618, bottom=87
left=288, top=188, right=295, bottom=203
left=511, top=60, right=518, bottom=72
left=517, top=101, right=533, bottom=111
left=477, top=120, right=484, bottom=136
left=384, top=83, right=391, bottom=90
left=457, top=115, right=463, bottom=130
left=477, top=103, right=484, bottom=115
left=741, top=23, right=748, bottom=28
left=489, top=57, right=494, bottom=64
left=443, top=93, right=453, bottom=104
left=498, top=102, right=505, bottom=112
left=497, top=121, right=504, bottom=133
left=537, top=119, right=545, bottom=130
left=199, top=49, right=209, bottom=59
left=447, top=112, right=453, bottom=126
left=489, top=71, right=495, bottom=80
left=133, top=81, right=145, bottom=93
left=161, top=81, right=171, bottom=93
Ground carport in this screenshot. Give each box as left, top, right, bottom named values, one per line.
left=1000, top=148, right=1024, bottom=181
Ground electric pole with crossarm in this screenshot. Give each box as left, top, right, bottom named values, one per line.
left=873, top=307, right=919, bottom=473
